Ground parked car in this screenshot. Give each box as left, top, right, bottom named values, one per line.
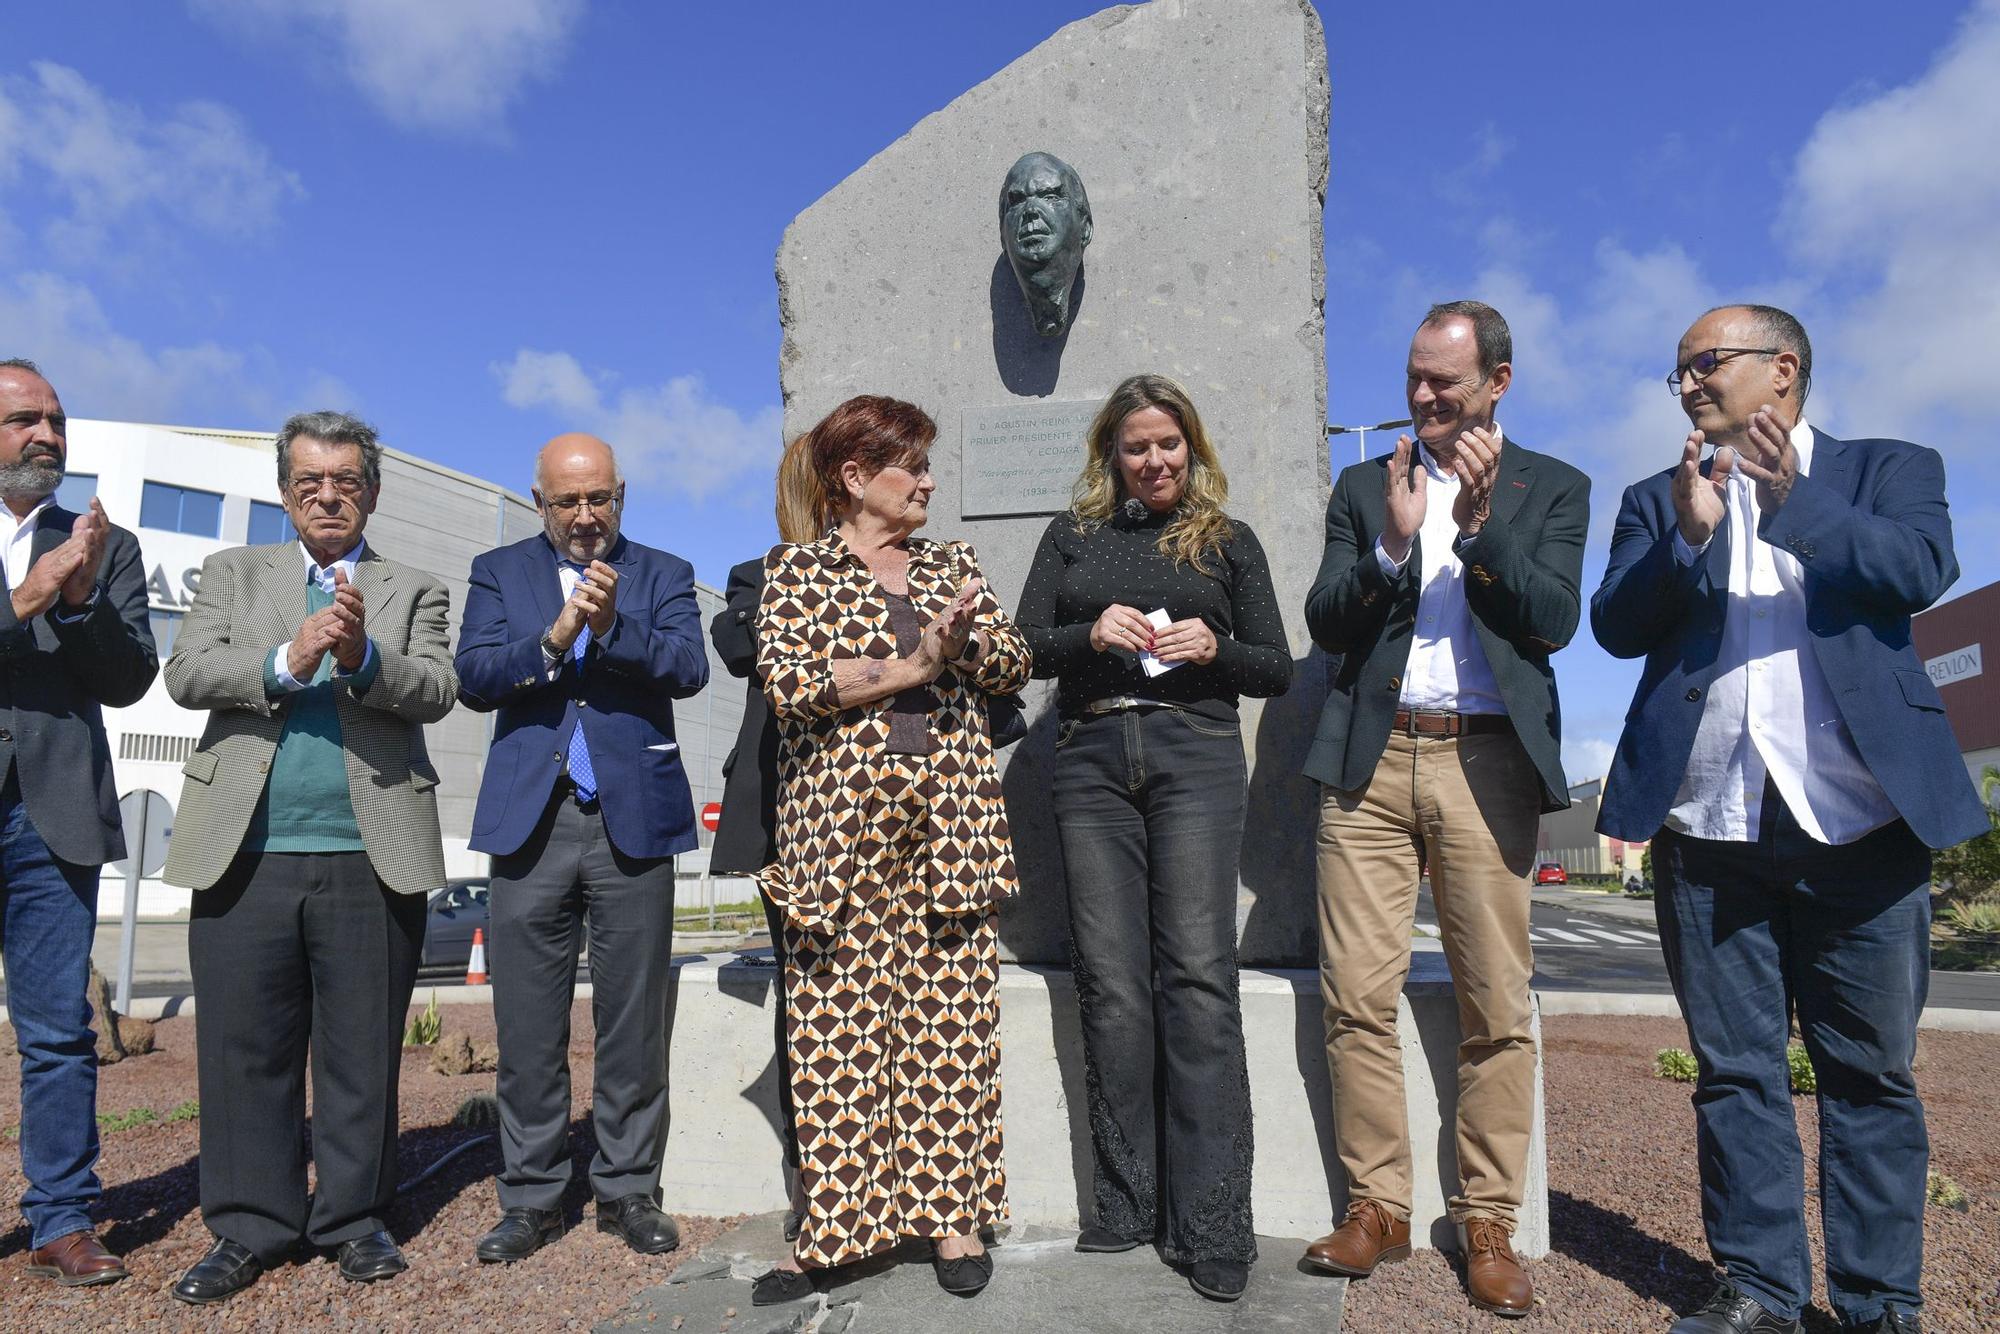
left=1533, top=861, right=1567, bottom=886
left=422, top=877, right=491, bottom=972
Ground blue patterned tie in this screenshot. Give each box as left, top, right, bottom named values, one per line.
left=563, top=566, right=597, bottom=802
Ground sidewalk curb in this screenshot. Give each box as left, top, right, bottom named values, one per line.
left=1537, top=989, right=2000, bottom=1033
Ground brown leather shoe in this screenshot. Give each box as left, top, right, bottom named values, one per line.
left=25, top=1229, right=129, bottom=1287
left=1461, top=1217, right=1532, bottom=1317
left=1303, top=1199, right=1411, bottom=1277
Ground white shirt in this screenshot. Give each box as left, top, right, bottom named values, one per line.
left=271, top=541, right=374, bottom=690
left=1664, top=419, right=1898, bottom=845
left=543, top=558, right=587, bottom=680
left=1374, top=433, right=1506, bottom=715
left=1, top=497, right=52, bottom=589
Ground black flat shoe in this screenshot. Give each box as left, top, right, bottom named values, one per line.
left=475, top=1206, right=566, bottom=1263
left=751, top=1266, right=816, bottom=1306
left=597, top=1193, right=681, bottom=1255
left=172, top=1237, right=264, bottom=1305
left=933, top=1247, right=994, bottom=1296
left=1188, top=1258, right=1249, bottom=1302
left=335, top=1230, right=407, bottom=1282
left=1075, top=1226, right=1143, bottom=1254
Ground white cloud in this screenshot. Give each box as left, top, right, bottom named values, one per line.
left=1781, top=0, right=2000, bottom=444
left=1563, top=735, right=1616, bottom=786
left=496, top=350, right=785, bottom=498
left=0, top=62, right=303, bottom=255
left=1, top=270, right=346, bottom=429
left=194, top=0, right=586, bottom=136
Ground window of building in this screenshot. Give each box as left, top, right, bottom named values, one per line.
left=149, top=609, right=183, bottom=658
left=54, top=472, right=97, bottom=512
left=140, top=481, right=223, bottom=538
left=247, top=500, right=292, bottom=546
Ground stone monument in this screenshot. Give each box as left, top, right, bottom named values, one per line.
left=777, top=0, right=1332, bottom=967
left=663, top=0, right=1550, bottom=1260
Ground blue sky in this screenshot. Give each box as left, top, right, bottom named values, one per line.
left=5, top=0, right=1996, bottom=779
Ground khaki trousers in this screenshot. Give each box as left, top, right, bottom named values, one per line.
left=1315, top=727, right=1540, bottom=1226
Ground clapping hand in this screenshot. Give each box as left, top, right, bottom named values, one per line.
left=1671, top=428, right=1730, bottom=548
left=58, top=497, right=110, bottom=609
left=328, top=568, right=367, bottom=671
left=1731, top=406, right=1798, bottom=513
left=1449, top=425, right=1500, bottom=537
left=1381, top=433, right=1426, bottom=564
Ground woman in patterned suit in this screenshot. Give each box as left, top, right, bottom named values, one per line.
left=750, top=395, right=1031, bottom=1304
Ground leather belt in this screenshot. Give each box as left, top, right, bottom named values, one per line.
left=1078, top=694, right=1180, bottom=718
left=1392, top=709, right=1512, bottom=738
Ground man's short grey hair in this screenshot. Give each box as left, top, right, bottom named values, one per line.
left=1707, top=304, right=1812, bottom=406
left=0, top=358, right=44, bottom=378
left=1421, top=301, right=1513, bottom=380
left=276, top=410, right=384, bottom=490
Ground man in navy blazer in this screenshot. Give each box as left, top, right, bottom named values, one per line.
left=455, top=433, right=708, bottom=1264
left=1594, top=305, right=1984, bottom=1334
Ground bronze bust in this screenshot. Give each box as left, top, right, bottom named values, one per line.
left=999, top=152, right=1092, bottom=338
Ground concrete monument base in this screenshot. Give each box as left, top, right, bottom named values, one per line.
left=656, top=950, right=1550, bottom=1259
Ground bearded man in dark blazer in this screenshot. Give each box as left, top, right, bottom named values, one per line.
left=0, top=358, right=157, bottom=1289
left=1300, top=302, right=1588, bottom=1318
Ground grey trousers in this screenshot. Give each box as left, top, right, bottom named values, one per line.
left=489, top=786, right=676, bottom=1211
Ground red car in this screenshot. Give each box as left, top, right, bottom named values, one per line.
left=1533, top=861, right=1567, bottom=885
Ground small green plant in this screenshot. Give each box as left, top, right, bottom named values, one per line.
left=165, top=1099, right=200, bottom=1123
left=1786, top=1043, right=1817, bottom=1094
left=403, top=991, right=442, bottom=1047
left=1942, top=896, right=2000, bottom=936
left=1654, top=1048, right=1698, bottom=1083
left=1927, top=1169, right=1969, bottom=1212
left=96, top=1106, right=159, bottom=1133
left=2, top=1125, right=17, bottom=1141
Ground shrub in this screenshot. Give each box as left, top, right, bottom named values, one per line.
left=1934, top=766, right=2000, bottom=903
left=96, top=1106, right=159, bottom=1133
left=1786, top=1043, right=1817, bottom=1094
left=165, top=1099, right=200, bottom=1123
left=404, top=991, right=442, bottom=1047
left=1942, top=896, right=2000, bottom=936
left=1654, top=1048, right=1698, bottom=1082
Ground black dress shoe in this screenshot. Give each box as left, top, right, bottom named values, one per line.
left=335, top=1230, right=408, bottom=1282
left=933, top=1246, right=994, bottom=1296
left=1074, top=1226, right=1143, bottom=1254
left=1188, top=1258, right=1250, bottom=1302
left=751, top=1266, right=816, bottom=1306
left=1857, top=1309, right=1921, bottom=1334
left=596, top=1194, right=681, bottom=1255
left=172, top=1237, right=264, bottom=1305
left=1670, top=1281, right=1803, bottom=1333
left=475, top=1206, right=565, bottom=1263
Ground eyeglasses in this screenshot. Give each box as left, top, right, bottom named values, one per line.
left=288, top=471, right=368, bottom=499
left=1667, top=347, right=1779, bottom=396
left=541, top=491, right=621, bottom=514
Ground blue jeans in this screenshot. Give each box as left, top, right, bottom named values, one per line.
left=1052, top=706, right=1255, bottom=1264
left=1655, top=801, right=1931, bottom=1326
left=1, top=774, right=104, bottom=1248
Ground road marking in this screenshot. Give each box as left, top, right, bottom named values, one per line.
left=1538, top=927, right=1592, bottom=943
left=1416, top=923, right=1441, bottom=937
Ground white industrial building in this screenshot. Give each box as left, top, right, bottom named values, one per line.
left=62, top=418, right=742, bottom=918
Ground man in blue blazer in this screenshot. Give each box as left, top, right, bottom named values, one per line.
left=455, top=433, right=708, bottom=1264
left=1594, top=305, right=1984, bottom=1334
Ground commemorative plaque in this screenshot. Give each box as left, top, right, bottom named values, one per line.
left=959, top=399, right=1099, bottom=518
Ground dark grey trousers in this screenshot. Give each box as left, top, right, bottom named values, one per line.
left=188, top=850, right=425, bottom=1264
left=489, top=786, right=675, bottom=1211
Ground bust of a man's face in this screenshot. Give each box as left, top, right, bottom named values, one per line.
left=999, top=152, right=1092, bottom=338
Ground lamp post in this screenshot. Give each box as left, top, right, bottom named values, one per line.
left=1325, top=419, right=1415, bottom=465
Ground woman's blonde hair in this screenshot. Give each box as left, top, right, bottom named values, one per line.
left=1071, top=373, right=1233, bottom=574
left=774, top=433, right=821, bottom=543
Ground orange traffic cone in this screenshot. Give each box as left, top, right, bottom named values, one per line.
left=465, top=928, right=489, bottom=985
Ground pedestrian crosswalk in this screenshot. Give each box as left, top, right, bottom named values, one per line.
left=1415, top=918, right=1662, bottom=948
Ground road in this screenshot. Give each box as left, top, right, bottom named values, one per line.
left=2, top=896, right=1995, bottom=1013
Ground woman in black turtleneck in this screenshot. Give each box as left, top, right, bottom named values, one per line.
left=1016, top=373, right=1292, bottom=1304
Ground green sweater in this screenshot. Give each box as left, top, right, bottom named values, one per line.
left=244, top=580, right=381, bottom=853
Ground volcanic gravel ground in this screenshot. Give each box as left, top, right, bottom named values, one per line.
left=1336, top=1015, right=2000, bottom=1332
left=3, top=1008, right=1995, bottom=1331
left=0, top=1001, right=736, bottom=1331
